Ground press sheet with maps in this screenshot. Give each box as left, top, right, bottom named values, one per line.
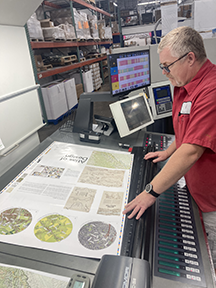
left=0, top=142, right=133, bottom=259
left=0, top=263, right=70, bottom=288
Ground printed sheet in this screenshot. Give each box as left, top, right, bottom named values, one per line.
left=0, top=263, right=70, bottom=288
left=0, top=142, right=133, bottom=259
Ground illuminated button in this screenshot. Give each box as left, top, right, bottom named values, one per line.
left=159, top=220, right=176, bottom=226
left=159, top=247, right=179, bottom=254
left=179, top=202, right=189, bottom=206
left=180, top=210, right=190, bottom=214
left=159, top=215, right=176, bottom=221
left=186, top=267, right=200, bottom=273
left=184, top=252, right=198, bottom=259
left=159, top=241, right=178, bottom=248
left=159, top=211, right=176, bottom=216
left=179, top=206, right=190, bottom=210
left=159, top=253, right=179, bottom=262
left=185, top=259, right=199, bottom=266
left=160, top=199, right=176, bottom=204
left=183, top=246, right=197, bottom=252
left=181, top=219, right=192, bottom=224
left=159, top=235, right=178, bottom=242
left=181, top=224, right=193, bottom=229
left=186, top=274, right=201, bottom=281
left=159, top=260, right=180, bottom=269
left=160, top=203, right=175, bottom=208
left=182, top=234, right=194, bottom=240
left=183, top=240, right=195, bottom=246
left=159, top=225, right=177, bottom=231
left=181, top=229, right=193, bottom=234
left=159, top=268, right=181, bottom=277
left=180, top=214, right=191, bottom=219
left=159, top=229, right=177, bottom=236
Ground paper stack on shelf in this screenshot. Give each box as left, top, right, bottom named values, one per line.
left=82, top=71, right=94, bottom=93
left=90, top=63, right=102, bottom=91
left=63, top=78, right=78, bottom=110
left=41, top=82, right=68, bottom=120
left=27, top=13, right=44, bottom=40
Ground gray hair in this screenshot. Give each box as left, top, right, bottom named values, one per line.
left=158, top=26, right=206, bottom=62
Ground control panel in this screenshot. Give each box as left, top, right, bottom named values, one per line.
left=154, top=184, right=206, bottom=287
left=148, top=81, right=173, bottom=120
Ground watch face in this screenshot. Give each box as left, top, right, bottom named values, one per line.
left=145, top=183, right=152, bottom=193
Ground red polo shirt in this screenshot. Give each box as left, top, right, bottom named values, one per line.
left=172, top=59, right=216, bottom=212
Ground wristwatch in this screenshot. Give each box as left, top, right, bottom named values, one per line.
left=145, top=183, right=160, bottom=198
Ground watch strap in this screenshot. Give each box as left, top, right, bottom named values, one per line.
left=149, top=190, right=160, bottom=198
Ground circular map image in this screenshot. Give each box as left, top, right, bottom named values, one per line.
left=34, top=214, right=73, bottom=243
left=0, top=208, right=32, bottom=235
left=78, top=221, right=117, bottom=250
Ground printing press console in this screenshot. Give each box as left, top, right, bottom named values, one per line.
left=115, top=132, right=215, bottom=288
left=0, top=131, right=215, bottom=288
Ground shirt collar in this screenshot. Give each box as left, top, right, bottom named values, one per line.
left=183, top=59, right=212, bottom=96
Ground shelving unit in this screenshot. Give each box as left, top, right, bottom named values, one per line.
left=30, top=0, right=113, bottom=82
left=37, top=55, right=107, bottom=79
left=26, top=0, right=114, bottom=123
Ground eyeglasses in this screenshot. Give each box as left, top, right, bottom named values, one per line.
left=159, top=52, right=189, bottom=73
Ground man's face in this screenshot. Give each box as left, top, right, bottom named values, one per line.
left=159, top=47, right=189, bottom=87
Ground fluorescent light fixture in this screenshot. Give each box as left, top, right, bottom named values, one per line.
left=113, top=2, right=118, bottom=6
left=138, top=1, right=160, bottom=5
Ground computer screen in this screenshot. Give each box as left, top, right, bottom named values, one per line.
left=109, top=92, right=154, bottom=138
left=108, top=47, right=151, bottom=97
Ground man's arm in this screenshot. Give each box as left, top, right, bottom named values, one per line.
left=123, top=143, right=205, bottom=220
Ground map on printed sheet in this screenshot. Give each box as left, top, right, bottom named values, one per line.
left=0, top=263, right=69, bottom=288
left=0, top=142, right=133, bottom=259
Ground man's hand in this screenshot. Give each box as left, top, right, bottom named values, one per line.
left=144, top=150, right=169, bottom=163
left=123, top=191, right=157, bottom=220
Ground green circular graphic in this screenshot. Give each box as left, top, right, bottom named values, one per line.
left=34, top=214, right=73, bottom=242
left=0, top=208, right=32, bottom=235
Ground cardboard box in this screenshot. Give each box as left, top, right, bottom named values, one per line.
left=76, top=84, right=84, bottom=100
left=41, top=82, right=68, bottom=120
left=82, top=71, right=94, bottom=93
left=34, top=55, right=44, bottom=71
left=111, top=21, right=119, bottom=33
left=63, top=78, right=78, bottom=110
left=40, top=19, right=54, bottom=28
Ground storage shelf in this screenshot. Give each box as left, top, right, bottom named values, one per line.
left=43, top=0, right=111, bottom=17
left=37, top=55, right=107, bottom=79
left=31, top=40, right=112, bottom=49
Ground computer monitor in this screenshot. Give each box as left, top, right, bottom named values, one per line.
left=108, top=47, right=151, bottom=98
left=109, top=92, right=154, bottom=138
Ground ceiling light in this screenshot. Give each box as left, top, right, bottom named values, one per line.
left=113, top=2, right=118, bottom=7
left=137, top=1, right=160, bottom=5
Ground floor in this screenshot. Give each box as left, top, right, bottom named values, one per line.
left=38, top=77, right=111, bottom=143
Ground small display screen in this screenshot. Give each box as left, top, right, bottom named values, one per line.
left=153, top=85, right=172, bottom=115
left=108, top=49, right=150, bottom=97
left=73, top=280, right=85, bottom=288
left=121, top=96, right=152, bottom=131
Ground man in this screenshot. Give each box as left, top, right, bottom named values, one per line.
left=123, top=26, right=216, bottom=270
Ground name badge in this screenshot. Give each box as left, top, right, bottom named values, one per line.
left=180, top=102, right=192, bottom=114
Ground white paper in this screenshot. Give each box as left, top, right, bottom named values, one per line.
left=0, top=263, right=70, bottom=288
left=194, top=0, right=216, bottom=32
left=0, top=142, right=133, bottom=259
left=161, top=3, right=178, bottom=36
left=0, top=138, right=5, bottom=151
